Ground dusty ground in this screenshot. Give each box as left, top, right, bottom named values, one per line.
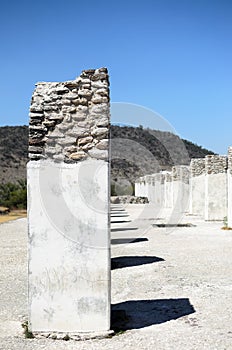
left=0, top=204, right=232, bottom=349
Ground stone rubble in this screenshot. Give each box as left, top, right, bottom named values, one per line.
left=29, top=68, right=110, bottom=162
left=190, top=158, right=205, bottom=177
left=227, top=147, right=232, bottom=175
left=110, top=196, right=149, bottom=204
left=205, top=155, right=228, bottom=174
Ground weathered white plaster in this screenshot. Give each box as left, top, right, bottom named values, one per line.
left=205, top=173, right=227, bottom=221
left=172, top=181, right=189, bottom=214
left=28, top=159, right=110, bottom=333
left=189, top=174, right=205, bottom=216
left=134, top=182, right=140, bottom=197
left=172, top=166, right=190, bottom=216
left=164, top=177, right=173, bottom=209
left=145, top=175, right=155, bottom=203
left=228, top=171, right=232, bottom=227
left=227, top=147, right=232, bottom=227
left=135, top=177, right=147, bottom=198
left=153, top=174, right=164, bottom=209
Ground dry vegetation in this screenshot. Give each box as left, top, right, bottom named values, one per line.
left=0, top=125, right=215, bottom=188
left=0, top=209, right=27, bottom=224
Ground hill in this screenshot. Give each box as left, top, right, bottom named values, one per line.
left=0, top=125, right=215, bottom=185
left=0, top=126, right=28, bottom=184
left=111, top=125, right=215, bottom=183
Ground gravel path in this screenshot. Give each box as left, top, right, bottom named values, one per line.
left=0, top=205, right=232, bottom=349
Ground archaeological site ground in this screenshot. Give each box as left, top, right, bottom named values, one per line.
left=0, top=68, right=231, bottom=350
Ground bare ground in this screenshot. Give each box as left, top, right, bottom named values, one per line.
left=0, top=204, right=232, bottom=349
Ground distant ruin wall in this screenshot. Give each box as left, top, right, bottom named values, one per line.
left=228, top=148, right=232, bottom=227
left=190, top=158, right=205, bottom=177
left=189, top=158, right=206, bottom=216
left=164, top=171, right=172, bottom=208
left=172, top=166, right=190, bottom=214
left=205, top=155, right=228, bottom=221
left=205, top=155, right=228, bottom=175
left=145, top=175, right=155, bottom=203
left=135, top=150, right=232, bottom=223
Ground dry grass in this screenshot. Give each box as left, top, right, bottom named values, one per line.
left=0, top=210, right=27, bottom=224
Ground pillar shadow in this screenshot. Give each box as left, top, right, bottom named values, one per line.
left=111, top=298, right=195, bottom=331
left=111, top=256, right=164, bottom=270
left=111, top=227, right=138, bottom=232
left=111, top=209, right=126, bottom=212
left=111, top=220, right=131, bottom=224
left=153, top=223, right=196, bottom=228
left=110, top=214, right=130, bottom=217
left=111, top=238, right=148, bottom=245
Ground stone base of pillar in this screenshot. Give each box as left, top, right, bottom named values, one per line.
left=31, top=330, right=114, bottom=341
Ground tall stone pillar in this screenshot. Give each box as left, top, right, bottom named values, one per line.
left=139, top=176, right=147, bottom=198
left=228, top=147, right=232, bottom=227
left=189, top=158, right=205, bottom=216
left=172, top=165, right=190, bottom=215
left=164, top=171, right=172, bottom=208
left=153, top=173, right=163, bottom=208
left=205, top=155, right=228, bottom=221
left=134, top=180, right=140, bottom=197
left=27, top=68, right=111, bottom=336
left=145, top=175, right=155, bottom=203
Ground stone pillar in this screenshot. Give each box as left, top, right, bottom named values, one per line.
left=145, top=175, right=155, bottom=203
left=27, top=68, right=111, bottom=336
left=228, top=148, right=232, bottom=227
left=172, top=165, right=190, bottom=214
left=205, top=155, right=228, bottom=221
left=134, top=181, right=139, bottom=197
left=135, top=177, right=146, bottom=197
left=153, top=173, right=162, bottom=208
left=189, top=158, right=205, bottom=217
left=160, top=172, right=166, bottom=207
left=164, top=171, right=173, bottom=208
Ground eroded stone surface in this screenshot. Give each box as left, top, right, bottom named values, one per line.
left=190, top=158, right=205, bottom=177
left=29, top=68, right=110, bottom=162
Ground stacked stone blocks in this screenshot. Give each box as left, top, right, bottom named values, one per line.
left=29, top=68, right=109, bottom=162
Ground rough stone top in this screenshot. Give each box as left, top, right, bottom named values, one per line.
left=153, top=173, right=161, bottom=182
left=205, top=155, right=228, bottom=174
left=172, top=165, right=190, bottom=183
left=164, top=171, right=172, bottom=182
left=144, top=175, right=155, bottom=185
left=190, top=158, right=206, bottom=177
left=228, top=147, right=232, bottom=174
left=29, top=68, right=110, bottom=163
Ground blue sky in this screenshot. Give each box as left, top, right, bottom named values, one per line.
left=0, top=0, right=231, bottom=154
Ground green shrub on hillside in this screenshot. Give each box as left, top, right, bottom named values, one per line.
left=0, top=180, right=27, bottom=209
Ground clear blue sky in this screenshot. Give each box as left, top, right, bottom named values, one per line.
left=0, top=0, right=231, bottom=154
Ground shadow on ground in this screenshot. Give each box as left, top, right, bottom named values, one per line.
left=111, top=220, right=131, bottom=224
left=111, top=256, right=164, bottom=270
left=111, top=227, right=138, bottom=232
left=111, top=298, right=195, bottom=331
left=110, top=214, right=130, bottom=217
left=111, top=238, right=148, bottom=245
